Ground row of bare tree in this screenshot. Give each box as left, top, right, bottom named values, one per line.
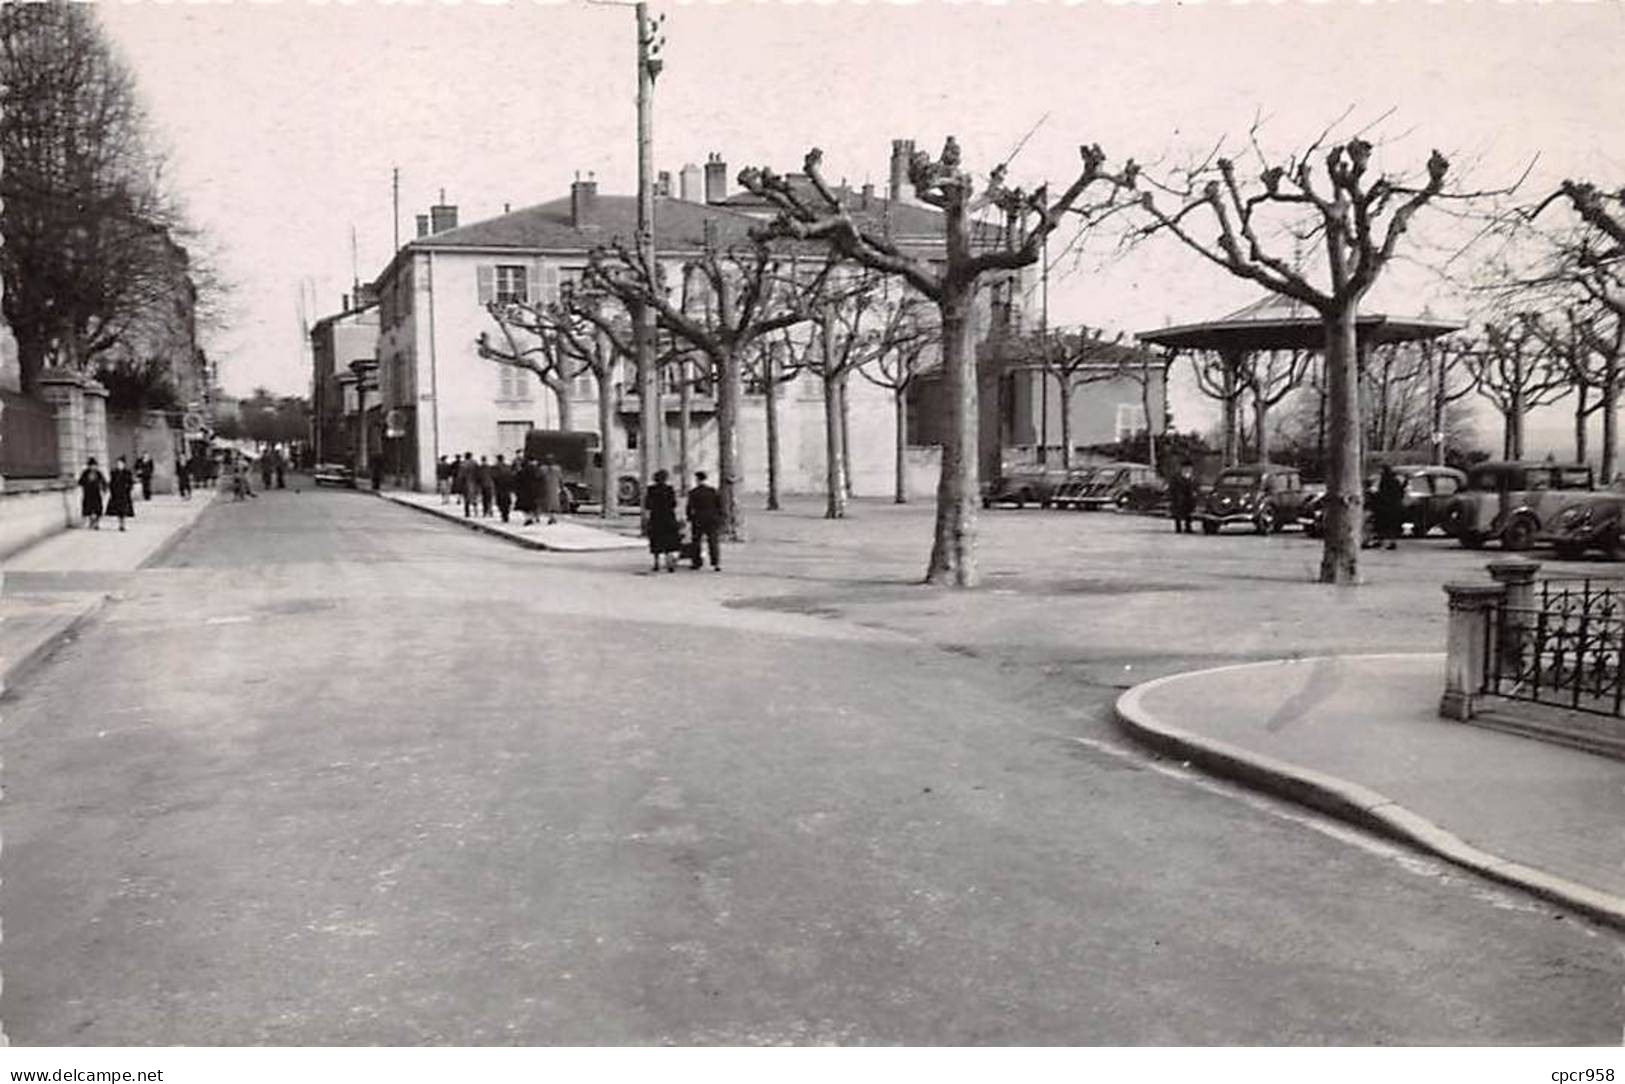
left=482, top=125, right=1625, bottom=591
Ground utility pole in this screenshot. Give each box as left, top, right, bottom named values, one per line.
left=392, top=167, right=400, bottom=254
left=634, top=3, right=666, bottom=490
left=1040, top=231, right=1049, bottom=461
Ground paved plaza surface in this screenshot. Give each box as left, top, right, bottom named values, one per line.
left=4, top=489, right=1624, bottom=1044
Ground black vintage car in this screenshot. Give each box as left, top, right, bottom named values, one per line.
left=982, top=467, right=1085, bottom=509
left=1536, top=486, right=1625, bottom=560
left=1304, top=465, right=1466, bottom=540
left=1199, top=465, right=1313, bottom=534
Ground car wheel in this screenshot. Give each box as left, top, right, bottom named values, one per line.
left=1501, top=516, right=1537, bottom=551
left=1254, top=505, right=1275, bottom=535
left=1201, top=520, right=1220, bottom=536
left=1013, top=490, right=1029, bottom=509
left=1115, top=493, right=1131, bottom=510
left=1040, top=498, right=1052, bottom=509
left=617, top=476, right=641, bottom=506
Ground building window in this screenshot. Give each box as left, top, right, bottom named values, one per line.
left=497, top=420, right=533, bottom=458
left=1115, top=403, right=1147, bottom=443
left=495, top=265, right=528, bottom=305
left=498, top=363, right=531, bottom=401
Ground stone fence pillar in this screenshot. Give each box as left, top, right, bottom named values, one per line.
left=82, top=379, right=109, bottom=472
left=35, top=368, right=85, bottom=484
left=1440, top=582, right=1506, bottom=721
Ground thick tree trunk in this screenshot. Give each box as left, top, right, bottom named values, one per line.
left=1575, top=383, right=1590, bottom=466
left=1510, top=385, right=1526, bottom=460
left=764, top=347, right=781, bottom=511
left=545, top=376, right=573, bottom=432
left=1316, top=370, right=1328, bottom=475
left=1254, top=394, right=1269, bottom=466
left=1142, top=359, right=1159, bottom=471
left=894, top=388, right=908, bottom=504
left=1431, top=353, right=1446, bottom=466
left=717, top=344, right=744, bottom=541
left=925, top=284, right=978, bottom=587
left=1057, top=380, right=1073, bottom=470
left=1319, top=307, right=1362, bottom=585
left=823, top=370, right=847, bottom=519
left=1604, top=365, right=1619, bottom=484
left=596, top=370, right=616, bottom=520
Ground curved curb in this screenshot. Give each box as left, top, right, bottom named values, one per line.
left=1114, top=656, right=1625, bottom=933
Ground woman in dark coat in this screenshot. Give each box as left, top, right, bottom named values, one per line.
left=78, top=457, right=107, bottom=530
left=514, top=457, right=540, bottom=525
left=643, top=469, right=682, bottom=572
left=107, top=456, right=137, bottom=532
left=1372, top=465, right=1406, bottom=551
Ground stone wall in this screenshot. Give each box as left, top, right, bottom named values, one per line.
left=0, top=480, right=75, bottom=561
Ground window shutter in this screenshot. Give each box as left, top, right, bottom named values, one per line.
left=544, top=263, right=561, bottom=306
left=477, top=265, right=495, bottom=306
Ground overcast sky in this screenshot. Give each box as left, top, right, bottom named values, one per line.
left=96, top=0, right=1625, bottom=447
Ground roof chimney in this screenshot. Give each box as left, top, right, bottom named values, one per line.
left=415, top=214, right=430, bottom=239
left=861, top=181, right=874, bottom=210
left=342, top=293, right=350, bottom=312
left=889, top=138, right=915, bottom=202
left=656, top=170, right=673, bottom=198
left=704, top=152, right=728, bottom=203
left=679, top=162, right=701, bottom=203
left=571, top=171, right=599, bottom=229
left=429, top=196, right=458, bottom=234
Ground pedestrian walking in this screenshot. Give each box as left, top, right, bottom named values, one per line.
left=493, top=455, right=514, bottom=523
left=455, top=452, right=479, bottom=518
left=685, top=470, right=723, bottom=571
left=107, top=456, right=137, bottom=532
left=643, top=469, right=682, bottom=572
left=275, top=450, right=287, bottom=490
left=175, top=456, right=192, bottom=500
left=78, top=457, right=107, bottom=530
left=539, top=456, right=564, bottom=526
left=1373, top=464, right=1405, bottom=551
left=371, top=455, right=385, bottom=492
left=514, top=456, right=539, bottom=525
left=1168, top=461, right=1197, bottom=534
left=135, top=453, right=155, bottom=500
left=259, top=454, right=273, bottom=491
left=478, top=456, right=495, bottom=517
left=435, top=456, right=452, bottom=503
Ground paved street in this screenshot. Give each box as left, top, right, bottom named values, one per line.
left=4, top=488, right=1623, bottom=1044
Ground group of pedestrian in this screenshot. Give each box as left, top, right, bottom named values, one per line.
left=643, top=470, right=723, bottom=573
left=1164, top=459, right=1409, bottom=550
left=440, top=452, right=565, bottom=526
left=76, top=456, right=136, bottom=532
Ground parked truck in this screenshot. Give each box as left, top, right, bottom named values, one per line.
left=522, top=429, right=642, bottom=511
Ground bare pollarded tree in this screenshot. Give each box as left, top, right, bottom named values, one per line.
left=586, top=238, right=832, bottom=541
left=1135, top=130, right=1485, bottom=584
left=1465, top=312, right=1571, bottom=460
left=857, top=291, right=939, bottom=505
left=740, top=139, right=1135, bottom=586
left=477, top=302, right=580, bottom=430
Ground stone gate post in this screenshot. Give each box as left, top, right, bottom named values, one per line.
left=35, top=369, right=85, bottom=484
left=82, top=379, right=109, bottom=472
left=1440, top=582, right=1507, bottom=721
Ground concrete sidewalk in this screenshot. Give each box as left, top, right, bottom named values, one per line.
left=1, top=492, right=216, bottom=693
left=1117, top=653, right=1625, bottom=929
left=379, top=489, right=644, bottom=552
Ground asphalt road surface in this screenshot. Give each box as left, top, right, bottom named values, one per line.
left=4, top=488, right=1622, bottom=1044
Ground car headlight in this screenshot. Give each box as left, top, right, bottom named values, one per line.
left=1560, top=506, right=1594, bottom=527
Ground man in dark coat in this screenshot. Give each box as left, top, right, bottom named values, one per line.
left=477, top=456, right=495, bottom=517
left=134, top=453, right=155, bottom=500
left=1373, top=465, right=1406, bottom=550
left=493, top=455, right=514, bottom=522
left=514, top=456, right=540, bottom=525
left=1167, top=461, right=1197, bottom=534
left=454, top=452, right=479, bottom=518
left=107, top=456, right=137, bottom=531
left=175, top=456, right=192, bottom=500
left=685, top=470, right=724, bottom=571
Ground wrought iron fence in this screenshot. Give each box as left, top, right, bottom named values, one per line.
left=0, top=389, right=60, bottom=479
left=1487, top=579, right=1625, bottom=717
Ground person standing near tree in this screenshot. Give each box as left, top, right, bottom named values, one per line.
left=1168, top=461, right=1197, bottom=534
left=643, top=469, right=682, bottom=572
left=685, top=470, right=723, bottom=571
left=134, top=452, right=155, bottom=501
left=107, top=456, right=137, bottom=532
left=1373, top=464, right=1405, bottom=551
left=78, top=457, right=107, bottom=530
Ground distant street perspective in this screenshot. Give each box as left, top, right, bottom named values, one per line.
left=2, top=0, right=1625, bottom=1051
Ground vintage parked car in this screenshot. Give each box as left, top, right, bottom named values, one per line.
left=312, top=461, right=357, bottom=489
left=1060, top=461, right=1167, bottom=511
left=982, top=466, right=1084, bottom=509
left=1304, top=465, right=1467, bottom=539
left=1444, top=461, right=1596, bottom=550
left=1535, top=488, right=1625, bottom=560
left=1048, top=466, right=1100, bottom=510
left=1199, top=464, right=1313, bottom=534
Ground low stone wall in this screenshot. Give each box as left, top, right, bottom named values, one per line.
left=0, top=480, right=75, bottom=561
